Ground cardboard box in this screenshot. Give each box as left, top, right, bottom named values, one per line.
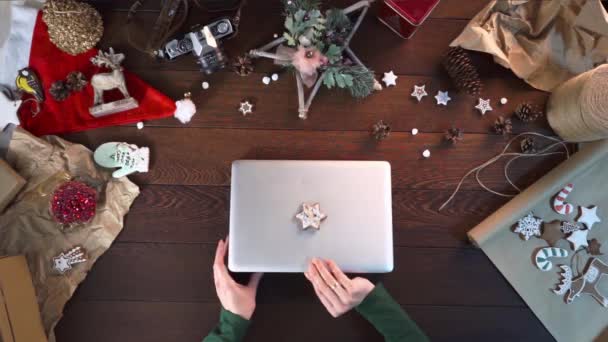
left=0, top=256, right=47, bottom=342
left=0, top=159, right=25, bottom=213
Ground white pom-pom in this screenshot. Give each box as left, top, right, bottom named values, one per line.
left=174, top=94, right=197, bottom=124
left=271, top=73, right=279, bottom=81
left=500, top=97, right=508, bottom=105
left=262, top=76, right=271, bottom=85
left=411, top=128, right=419, bottom=135
left=202, top=82, right=210, bottom=90
left=136, top=122, right=144, bottom=130
left=422, top=149, right=431, bottom=158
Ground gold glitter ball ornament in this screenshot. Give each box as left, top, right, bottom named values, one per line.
left=42, top=0, right=104, bottom=56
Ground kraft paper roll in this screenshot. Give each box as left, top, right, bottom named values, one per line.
left=547, top=64, right=608, bottom=142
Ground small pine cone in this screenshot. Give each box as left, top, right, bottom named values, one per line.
left=493, top=116, right=513, bottom=135
left=65, top=71, right=88, bottom=91
left=370, top=120, right=391, bottom=141
left=444, top=127, right=464, bottom=145
left=514, top=102, right=543, bottom=122
left=520, top=137, right=537, bottom=154
left=442, top=47, right=483, bottom=96
left=232, top=55, right=254, bottom=76
left=50, top=80, right=71, bottom=101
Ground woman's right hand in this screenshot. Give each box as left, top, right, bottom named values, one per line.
left=304, top=258, right=375, bottom=317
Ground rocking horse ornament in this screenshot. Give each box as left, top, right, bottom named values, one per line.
left=89, top=48, right=139, bottom=117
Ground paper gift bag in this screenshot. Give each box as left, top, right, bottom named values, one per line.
left=0, top=255, right=47, bottom=342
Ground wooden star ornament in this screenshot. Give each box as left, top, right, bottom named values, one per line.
left=475, top=98, right=492, bottom=115
left=239, top=100, right=254, bottom=116
left=411, top=84, right=427, bottom=102
left=296, top=203, right=327, bottom=230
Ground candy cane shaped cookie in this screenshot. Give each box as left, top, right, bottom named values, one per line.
left=535, top=247, right=568, bottom=271
left=553, top=184, right=575, bottom=215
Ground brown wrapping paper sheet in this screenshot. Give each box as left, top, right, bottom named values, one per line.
left=468, top=139, right=608, bottom=341
left=451, top=0, right=608, bottom=91
left=0, top=128, right=139, bottom=342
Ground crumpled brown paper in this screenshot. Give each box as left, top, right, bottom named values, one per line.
left=0, top=128, right=139, bottom=342
left=451, top=0, right=608, bottom=91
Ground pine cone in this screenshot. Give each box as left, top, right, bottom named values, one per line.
left=370, top=120, right=391, bottom=141
left=66, top=71, right=88, bottom=92
left=232, top=55, right=254, bottom=76
left=520, top=137, right=537, bottom=154
left=442, top=47, right=482, bottom=96
left=444, top=127, right=464, bottom=145
left=50, top=80, right=71, bottom=101
left=493, top=116, right=512, bottom=135
left=514, top=102, right=543, bottom=122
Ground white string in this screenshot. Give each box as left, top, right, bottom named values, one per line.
left=438, top=132, right=571, bottom=211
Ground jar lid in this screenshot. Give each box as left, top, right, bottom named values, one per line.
left=383, top=0, right=441, bottom=25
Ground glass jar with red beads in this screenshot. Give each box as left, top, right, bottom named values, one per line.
left=377, top=0, right=441, bottom=39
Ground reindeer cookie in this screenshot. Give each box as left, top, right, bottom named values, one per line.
left=554, top=258, right=608, bottom=307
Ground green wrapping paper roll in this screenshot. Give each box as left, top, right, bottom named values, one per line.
left=547, top=64, right=608, bottom=142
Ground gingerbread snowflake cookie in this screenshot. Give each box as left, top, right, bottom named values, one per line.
left=514, top=212, right=542, bottom=240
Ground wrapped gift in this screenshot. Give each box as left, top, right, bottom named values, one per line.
left=0, top=159, right=25, bottom=213
left=377, top=0, right=440, bottom=39
left=0, top=256, right=47, bottom=342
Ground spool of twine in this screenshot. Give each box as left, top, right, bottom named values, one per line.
left=547, top=64, right=608, bottom=142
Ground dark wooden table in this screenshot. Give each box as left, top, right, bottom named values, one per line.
left=55, top=1, right=561, bottom=341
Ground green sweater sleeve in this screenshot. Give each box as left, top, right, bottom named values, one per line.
left=356, top=284, right=429, bottom=342
left=203, top=308, right=251, bottom=342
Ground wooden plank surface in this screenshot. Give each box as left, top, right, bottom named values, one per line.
left=56, top=301, right=552, bottom=342
left=64, top=127, right=567, bottom=190
left=52, top=0, right=558, bottom=341
left=71, top=243, right=524, bottom=306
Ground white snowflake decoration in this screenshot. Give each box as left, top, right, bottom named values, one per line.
left=434, top=91, right=451, bottom=106
left=514, top=213, right=542, bottom=240
left=382, top=71, right=398, bottom=87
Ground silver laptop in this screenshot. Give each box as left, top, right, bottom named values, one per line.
left=228, top=160, right=393, bottom=273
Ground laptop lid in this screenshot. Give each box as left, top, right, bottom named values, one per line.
left=228, top=160, right=393, bottom=273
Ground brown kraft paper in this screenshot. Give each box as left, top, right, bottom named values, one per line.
left=451, top=0, right=608, bottom=92
left=0, top=128, right=140, bottom=342
left=468, top=139, right=608, bottom=341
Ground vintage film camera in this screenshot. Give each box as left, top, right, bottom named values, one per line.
left=156, top=18, right=235, bottom=74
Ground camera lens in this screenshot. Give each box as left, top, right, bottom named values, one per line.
left=217, top=22, right=229, bottom=34
left=178, top=39, right=193, bottom=52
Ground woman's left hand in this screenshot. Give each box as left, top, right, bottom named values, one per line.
left=304, top=258, right=375, bottom=317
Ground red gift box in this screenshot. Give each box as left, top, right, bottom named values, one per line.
left=378, top=0, right=441, bottom=39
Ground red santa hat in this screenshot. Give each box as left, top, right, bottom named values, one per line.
left=1, top=2, right=177, bottom=136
